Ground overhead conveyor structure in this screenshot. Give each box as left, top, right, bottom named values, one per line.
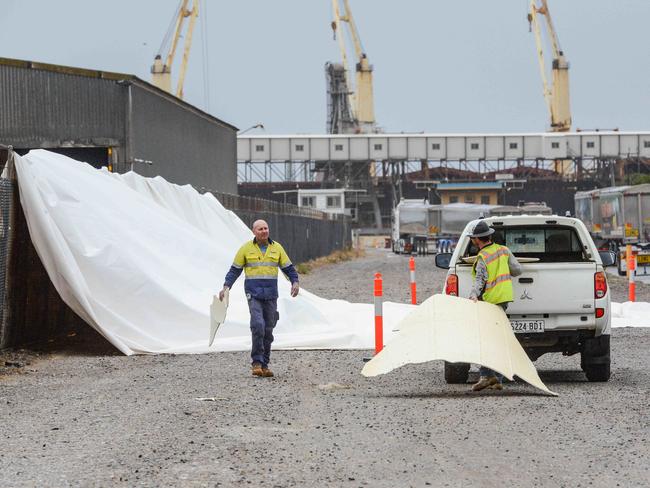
left=237, top=131, right=650, bottom=183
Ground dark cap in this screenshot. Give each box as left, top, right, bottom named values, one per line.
left=469, top=220, right=495, bottom=238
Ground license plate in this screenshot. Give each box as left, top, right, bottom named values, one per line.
left=637, top=255, right=650, bottom=264
left=510, top=320, right=545, bottom=333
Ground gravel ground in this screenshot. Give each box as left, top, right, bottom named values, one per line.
left=1, top=249, right=649, bottom=487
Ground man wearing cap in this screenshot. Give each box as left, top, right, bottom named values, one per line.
left=468, top=220, right=522, bottom=391
left=219, top=219, right=299, bottom=378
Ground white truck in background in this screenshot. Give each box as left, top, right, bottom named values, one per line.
left=435, top=215, right=616, bottom=384
left=575, top=184, right=650, bottom=276
left=392, top=199, right=552, bottom=255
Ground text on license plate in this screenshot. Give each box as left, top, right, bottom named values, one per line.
left=510, top=320, right=545, bottom=333
left=637, top=255, right=650, bottom=264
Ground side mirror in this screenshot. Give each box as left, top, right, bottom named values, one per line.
left=435, top=252, right=452, bottom=269
left=599, top=250, right=616, bottom=267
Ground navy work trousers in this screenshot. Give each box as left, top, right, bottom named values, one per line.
left=247, top=297, right=278, bottom=368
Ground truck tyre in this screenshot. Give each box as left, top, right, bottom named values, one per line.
left=444, top=361, right=470, bottom=384
left=581, top=335, right=611, bottom=382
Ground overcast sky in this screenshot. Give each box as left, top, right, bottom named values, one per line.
left=1, top=0, right=648, bottom=134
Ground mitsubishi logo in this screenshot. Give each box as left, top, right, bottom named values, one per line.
left=520, top=289, right=533, bottom=300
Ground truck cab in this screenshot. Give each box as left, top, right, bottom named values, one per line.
left=436, top=215, right=615, bottom=383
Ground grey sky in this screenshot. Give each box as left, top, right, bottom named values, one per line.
left=1, top=0, right=648, bottom=134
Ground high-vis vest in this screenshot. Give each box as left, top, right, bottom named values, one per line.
left=229, top=238, right=296, bottom=300
left=472, top=243, right=513, bottom=304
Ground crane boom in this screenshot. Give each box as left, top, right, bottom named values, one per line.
left=151, top=0, right=199, bottom=99
left=330, top=0, right=375, bottom=133
left=528, top=0, right=571, bottom=132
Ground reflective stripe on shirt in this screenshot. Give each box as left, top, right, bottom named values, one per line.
left=244, top=261, right=279, bottom=268
left=485, top=273, right=512, bottom=290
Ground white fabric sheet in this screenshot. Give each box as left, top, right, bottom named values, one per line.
left=12, top=150, right=648, bottom=356
left=611, top=301, right=650, bottom=328
left=362, top=295, right=557, bottom=396
left=14, top=150, right=414, bottom=355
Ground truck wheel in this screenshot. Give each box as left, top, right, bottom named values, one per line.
left=444, top=361, right=470, bottom=384
left=581, top=335, right=611, bottom=382
left=617, top=259, right=625, bottom=276
left=583, top=363, right=610, bottom=382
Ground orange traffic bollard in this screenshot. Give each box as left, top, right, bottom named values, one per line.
left=374, top=272, right=383, bottom=354
left=409, top=256, right=417, bottom=305
left=627, top=244, right=636, bottom=302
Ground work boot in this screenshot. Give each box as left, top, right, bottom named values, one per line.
left=487, top=382, right=504, bottom=391
left=471, top=376, right=498, bottom=391
left=261, top=367, right=274, bottom=378
left=251, top=363, right=264, bottom=377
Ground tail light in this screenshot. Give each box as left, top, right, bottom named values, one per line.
left=594, top=271, right=607, bottom=299
left=595, top=308, right=605, bottom=318
left=445, top=274, right=458, bottom=296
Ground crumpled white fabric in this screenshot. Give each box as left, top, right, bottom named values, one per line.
left=611, top=301, right=650, bottom=328
left=14, top=150, right=413, bottom=355
left=362, top=294, right=557, bottom=396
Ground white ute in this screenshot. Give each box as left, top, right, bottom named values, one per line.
left=435, top=215, right=616, bottom=383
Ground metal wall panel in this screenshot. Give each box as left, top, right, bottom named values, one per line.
left=388, top=137, right=407, bottom=159
left=543, top=136, right=565, bottom=159
left=250, top=138, right=270, bottom=161
left=408, top=137, right=426, bottom=160
left=582, top=136, right=600, bottom=158
left=466, top=137, right=484, bottom=160
left=620, top=135, right=638, bottom=156
left=505, top=136, right=523, bottom=159
left=310, top=138, right=329, bottom=160
left=271, top=138, right=290, bottom=161
left=600, top=135, right=619, bottom=157
left=641, top=136, right=650, bottom=157
left=329, top=138, right=349, bottom=161
left=523, top=136, right=542, bottom=159
left=290, top=138, right=309, bottom=160
left=447, top=137, right=465, bottom=159
left=427, top=137, right=446, bottom=159
left=369, top=137, right=387, bottom=159
left=485, top=137, right=504, bottom=160
left=130, top=85, right=237, bottom=194
left=349, top=137, right=369, bottom=160
left=0, top=64, right=124, bottom=148
left=237, top=138, right=251, bottom=161
left=566, top=135, right=581, bottom=157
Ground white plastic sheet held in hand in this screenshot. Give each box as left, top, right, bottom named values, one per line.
left=209, top=289, right=228, bottom=347
left=361, top=294, right=557, bottom=396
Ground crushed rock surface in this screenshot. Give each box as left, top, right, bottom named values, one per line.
left=1, top=249, right=649, bottom=487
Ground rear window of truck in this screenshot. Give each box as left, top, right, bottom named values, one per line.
left=464, top=225, right=588, bottom=262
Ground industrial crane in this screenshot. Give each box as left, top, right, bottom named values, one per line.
left=528, top=0, right=571, bottom=132
left=328, top=0, right=376, bottom=134
left=151, top=0, right=199, bottom=100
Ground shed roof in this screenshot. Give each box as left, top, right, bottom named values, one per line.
left=0, top=57, right=238, bottom=131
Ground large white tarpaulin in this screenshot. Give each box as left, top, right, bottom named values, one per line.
left=10, top=151, right=647, bottom=356
left=13, top=150, right=413, bottom=355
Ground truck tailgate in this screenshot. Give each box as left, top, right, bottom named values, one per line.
left=456, top=262, right=598, bottom=314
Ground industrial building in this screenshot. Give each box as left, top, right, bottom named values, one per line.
left=0, top=57, right=238, bottom=194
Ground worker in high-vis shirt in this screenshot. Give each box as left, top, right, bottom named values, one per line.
left=219, top=219, right=299, bottom=378
left=468, top=220, right=522, bottom=392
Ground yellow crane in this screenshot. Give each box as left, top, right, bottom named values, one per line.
left=528, top=0, right=571, bottom=132
left=330, top=0, right=375, bottom=133
left=151, top=0, right=199, bottom=100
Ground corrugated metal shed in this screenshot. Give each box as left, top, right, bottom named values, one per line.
left=0, top=57, right=238, bottom=194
